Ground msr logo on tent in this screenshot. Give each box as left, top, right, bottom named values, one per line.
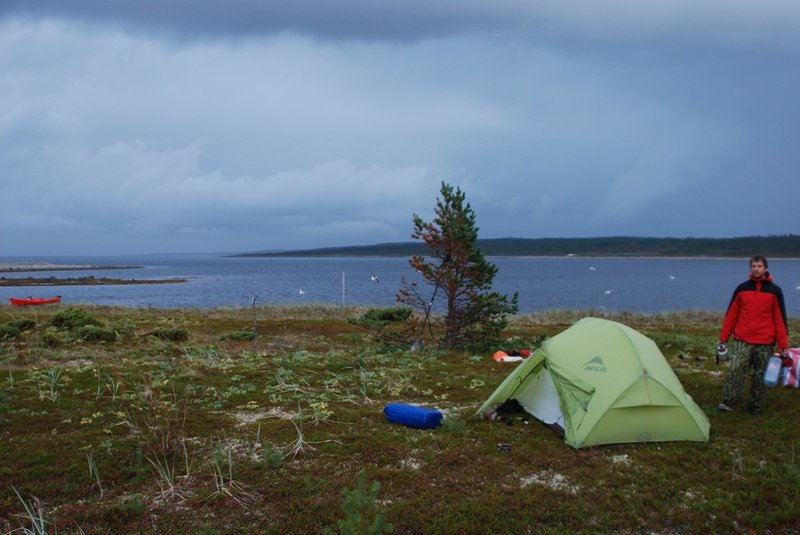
left=583, top=356, right=607, bottom=372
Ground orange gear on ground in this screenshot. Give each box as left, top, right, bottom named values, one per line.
left=493, top=350, right=509, bottom=362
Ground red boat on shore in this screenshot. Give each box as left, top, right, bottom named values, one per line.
left=9, top=296, right=62, bottom=306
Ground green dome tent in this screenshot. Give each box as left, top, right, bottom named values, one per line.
left=477, top=317, right=710, bottom=448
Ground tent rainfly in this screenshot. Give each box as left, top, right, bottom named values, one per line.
left=477, top=317, right=710, bottom=448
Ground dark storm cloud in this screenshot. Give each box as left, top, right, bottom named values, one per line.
left=0, top=0, right=512, bottom=41
left=1, top=0, right=799, bottom=51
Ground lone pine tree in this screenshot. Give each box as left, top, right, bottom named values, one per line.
left=397, top=182, right=518, bottom=349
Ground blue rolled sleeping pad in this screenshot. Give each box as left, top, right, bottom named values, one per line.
left=383, top=403, right=443, bottom=429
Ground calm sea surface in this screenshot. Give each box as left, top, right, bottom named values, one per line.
left=2, top=255, right=800, bottom=317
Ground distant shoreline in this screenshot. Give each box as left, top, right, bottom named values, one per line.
left=235, top=235, right=800, bottom=259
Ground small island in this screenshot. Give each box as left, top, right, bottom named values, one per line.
left=0, top=262, right=143, bottom=273
left=0, top=276, right=187, bottom=287
left=0, top=262, right=186, bottom=286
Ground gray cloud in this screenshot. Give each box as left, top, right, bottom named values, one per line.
left=1, top=3, right=799, bottom=255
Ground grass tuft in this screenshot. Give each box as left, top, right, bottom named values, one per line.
left=10, top=486, right=50, bottom=535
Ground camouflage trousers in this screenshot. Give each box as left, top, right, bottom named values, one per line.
left=721, top=340, right=773, bottom=411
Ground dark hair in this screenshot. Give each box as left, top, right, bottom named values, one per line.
left=750, top=255, right=768, bottom=268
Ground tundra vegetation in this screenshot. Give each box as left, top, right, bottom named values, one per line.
left=1, top=304, right=799, bottom=534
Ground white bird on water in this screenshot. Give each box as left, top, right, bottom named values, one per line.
left=669, top=275, right=676, bottom=280
left=371, top=274, right=380, bottom=283
left=299, top=289, right=305, bottom=295
left=604, top=289, right=614, bottom=295
left=589, top=267, right=597, bottom=271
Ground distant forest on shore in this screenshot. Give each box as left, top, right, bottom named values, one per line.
left=236, top=235, right=800, bottom=258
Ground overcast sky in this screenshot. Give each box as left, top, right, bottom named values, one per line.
left=2, top=1, right=799, bottom=256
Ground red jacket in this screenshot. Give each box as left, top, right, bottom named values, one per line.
left=720, top=272, right=788, bottom=349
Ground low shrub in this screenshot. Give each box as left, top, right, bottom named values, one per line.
left=0, top=316, right=37, bottom=340
left=0, top=324, right=20, bottom=340
left=111, top=319, right=137, bottom=337
left=75, top=325, right=117, bottom=343
left=40, top=330, right=64, bottom=347
left=50, top=307, right=102, bottom=330
left=102, top=493, right=145, bottom=524
left=9, top=318, right=36, bottom=332
left=349, top=307, right=413, bottom=348
left=355, top=307, right=412, bottom=326
left=260, top=442, right=284, bottom=468
left=148, top=327, right=189, bottom=342
left=438, top=415, right=467, bottom=436
left=121, top=494, right=145, bottom=516
left=221, top=330, right=256, bottom=342
left=324, top=470, right=392, bottom=535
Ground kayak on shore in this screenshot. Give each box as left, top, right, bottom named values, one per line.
left=9, top=296, right=62, bottom=306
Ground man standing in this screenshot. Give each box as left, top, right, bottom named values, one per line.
left=717, top=255, right=789, bottom=415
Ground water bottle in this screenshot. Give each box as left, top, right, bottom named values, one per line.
left=716, top=343, right=729, bottom=363
left=763, top=354, right=782, bottom=387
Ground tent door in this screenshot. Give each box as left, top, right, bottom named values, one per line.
left=514, top=367, right=565, bottom=433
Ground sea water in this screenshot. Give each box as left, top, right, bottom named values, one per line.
left=2, top=254, right=800, bottom=316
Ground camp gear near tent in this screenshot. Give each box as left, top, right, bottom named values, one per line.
left=477, top=317, right=710, bottom=449
left=493, top=348, right=531, bottom=362
left=780, top=349, right=800, bottom=387
left=493, top=351, right=524, bottom=363
left=384, top=403, right=443, bottom=429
